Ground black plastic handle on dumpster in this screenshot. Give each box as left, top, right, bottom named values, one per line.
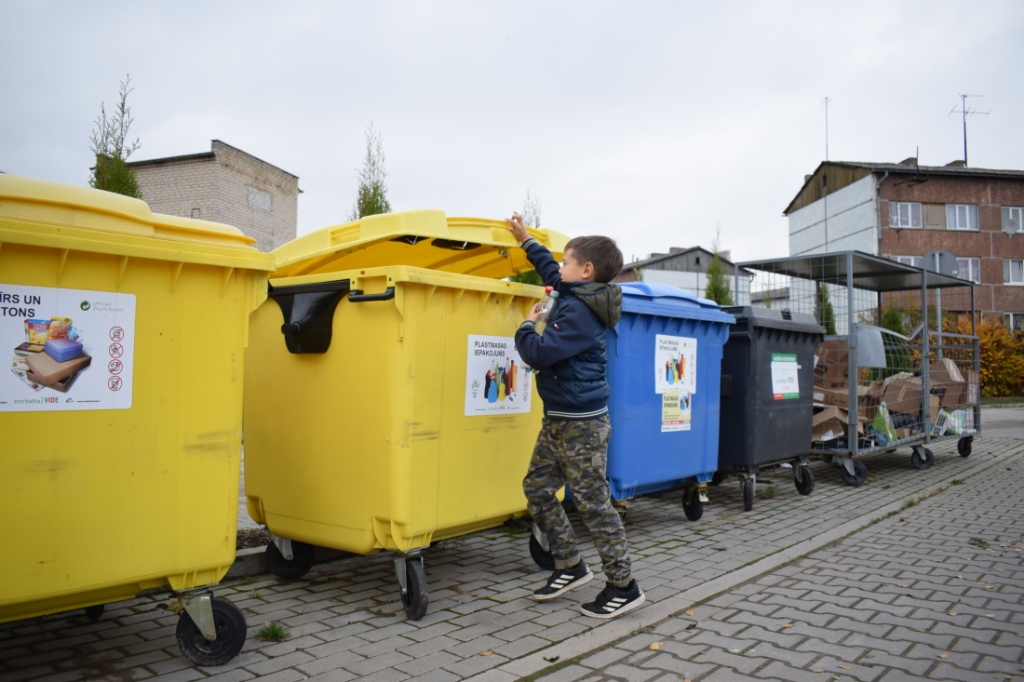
left=269, top=280, right=397, bottom=354
left=348, top=287, right=395, bottom=302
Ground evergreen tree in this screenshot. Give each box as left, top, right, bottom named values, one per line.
left=815, top=283, right=838, bottom=335
left=510, top=189, right=543, bottom=285
left=89, top=75, right=142, bottom=198
left=349, top=124, right=391, bottom=220
left=703, top=229, right=733, bottom=306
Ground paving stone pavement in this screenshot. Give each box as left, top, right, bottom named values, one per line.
left=1, top=436, right=1021, bottom=682
left=540, top=441, right=1024, bottom=682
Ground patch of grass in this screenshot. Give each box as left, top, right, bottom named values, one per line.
left=236, top=576, right=256, bottom=586
left=256, top=621, right=290, bottom=642
left=762, top=486, right=776, bottom=500
left=951, top=478, right=963, bottom=485
left=250, top=590, right=263, bottom=599
left=901, top=498, right=919, bottom=510
left=981, top=396, right=1024, bottom=406
left=969, top=537, right=990, bottom=549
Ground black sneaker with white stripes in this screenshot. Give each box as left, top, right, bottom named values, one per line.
left=531, top=561, right=593, bottom=601
left=580, top=579, right=645, bottom=619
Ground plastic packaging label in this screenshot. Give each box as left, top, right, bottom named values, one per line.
left=655, top=334, right=697, bottom=395
left=465, top=335, right=532, bottom=416
left=1, top=284, right=135, bottom=411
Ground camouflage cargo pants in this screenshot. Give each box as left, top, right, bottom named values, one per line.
left=523, top=415, right=632, bottom=586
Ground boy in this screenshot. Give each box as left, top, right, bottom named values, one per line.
left=506, top=211, right=644, bottom=619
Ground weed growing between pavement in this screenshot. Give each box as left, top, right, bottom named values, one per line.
left=250, top=590, right=263, bottom=599
left=256, top=621, right=290, bottom=642
left=969, top=537, right=990, bottom=548
left=762, top=486, right=776, bottom=499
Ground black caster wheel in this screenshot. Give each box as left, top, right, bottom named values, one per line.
left=682, top=490, right=704, bottom=521
left=529, top=533, right=555, bottom=571
left=911, top=447, right=934, bottom=470
left=742, top=479, right=755, bottom=512
left=400, top=558, right=429, bottom=621
left=957, top=437, right=973, bottom=457
left=822, top=454, right=833, bottom=465
left=794, top=467, right=815, bottom=496
left=710, top=470, right=726, bottom=486
left=840, top=460, right=868, bottom=487
left=175, top=598, right=247, bottom=667
left=265, top=540, right=315, bottom=580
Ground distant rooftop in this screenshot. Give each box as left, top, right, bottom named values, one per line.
left=784, top=158, right=1024, bottom=215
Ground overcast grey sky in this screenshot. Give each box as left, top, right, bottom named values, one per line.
left=3, top=1, right=1022, bottom=264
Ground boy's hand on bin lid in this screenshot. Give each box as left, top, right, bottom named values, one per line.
left=506, top=211, right=530, bottom=243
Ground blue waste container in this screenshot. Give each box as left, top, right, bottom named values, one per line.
left=604, top=282, right=735, bottom=521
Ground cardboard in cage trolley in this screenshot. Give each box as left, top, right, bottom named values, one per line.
left=0, top=175, right=274, bottom=666
left=242, top=210, right=567, bottom=620
left=734, top=251, right=980, bottom=487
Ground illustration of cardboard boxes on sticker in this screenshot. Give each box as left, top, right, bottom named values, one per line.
left=24, top=340, right=91, bottom=393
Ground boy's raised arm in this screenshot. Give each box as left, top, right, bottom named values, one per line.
left=506, top=212, right=561, bottom=287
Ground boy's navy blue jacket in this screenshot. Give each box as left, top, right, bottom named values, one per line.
left=514, top=238, right=622, bottom=420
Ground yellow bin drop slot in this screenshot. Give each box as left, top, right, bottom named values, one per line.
left=243, top=210, right=568, bottom=619
left=0, top=175, right=274, bottom=666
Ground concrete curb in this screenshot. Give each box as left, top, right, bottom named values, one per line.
left=469, top=444, right=1020, bottom=681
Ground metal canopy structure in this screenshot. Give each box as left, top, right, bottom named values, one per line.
left=736, top=251, right=969, bottom=292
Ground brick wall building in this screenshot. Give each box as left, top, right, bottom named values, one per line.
left=129, top=140, right=300, bottom=252
left=785, top=158, right=1024, bottom=327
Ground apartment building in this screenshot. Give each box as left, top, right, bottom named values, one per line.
left=128, top=140, right=300, bottom=252
left=615, top=246, right=753, bottom=304
left=784, top=158, right=1024, bottom=327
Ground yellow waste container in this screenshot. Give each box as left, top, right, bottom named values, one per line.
left=243, top=209, right=567, bottom=619
left=0, top=175, right=274, bottom=666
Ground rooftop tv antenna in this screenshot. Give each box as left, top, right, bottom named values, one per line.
left=949, top=93, right=989, bottom=166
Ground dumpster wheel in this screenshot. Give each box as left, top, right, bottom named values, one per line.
left=794, top=466, right=815, bottom=496
left=957, top=437, right=973, bottom=457
left=910, top=446, right=934, bottom=470
left=84, top=604, right=105, bottom=621
left=839, top=460, right=868, bottom=487
left=400, top=557, right=429, bottom=620
left=742, top=478, right=755, bottom=512
left=682, top=487, right=704, bottom=521
left=265, top=540, right=315, bottom=580
left=529, top=533, right=555, bottom=571
left=175, top=598, right=247, bottom=667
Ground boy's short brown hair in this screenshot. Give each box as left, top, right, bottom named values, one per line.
left=565, top=236, right=624, bottom=284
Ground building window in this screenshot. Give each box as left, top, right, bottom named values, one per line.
left=191, top=208, right=201, bottom=219
left=1006, top=313, right=1024, bottom=332
left=956, top=257, right=981, bottom=284
left=1003, top=206, right=1023, bottom=235
left=891, top=255, right=923, bottom=268
left=1005, top=259, right=1024, bottom=285
left=946, top=204, right=979, bottom=230
left=889, top=202, right=922, bottom=228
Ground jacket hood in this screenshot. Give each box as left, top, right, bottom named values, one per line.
left=570, top=282, right=622, bottom=328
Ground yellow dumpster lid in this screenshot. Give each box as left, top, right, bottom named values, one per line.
left=0, top=174, right=275, bottom=271
left=271, top=209, right=569, bottom=279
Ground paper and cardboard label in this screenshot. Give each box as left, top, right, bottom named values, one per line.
left=770, top=353, right=800, bottom=400
left=1, top=284, right=135, bottom=412
left=465, top=335, right=532, bottom=416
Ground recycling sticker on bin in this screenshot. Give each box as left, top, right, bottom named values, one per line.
left=770, top=353, right=800, bottom=400
left=0, top=284, right=135, bottom=411
left=655, top=334, right=697, bottom=432
left=465, top=335, right=531, bottom=416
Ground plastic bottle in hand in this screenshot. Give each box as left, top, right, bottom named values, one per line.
left=534, top=286, right=560, bottom=335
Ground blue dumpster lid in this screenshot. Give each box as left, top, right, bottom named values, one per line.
left=618, top=282, right=735, bottom=324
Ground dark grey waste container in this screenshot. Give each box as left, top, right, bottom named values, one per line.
left=716, top=307, right=825, bottom=511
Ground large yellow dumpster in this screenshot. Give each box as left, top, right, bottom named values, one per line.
left=0, top=175, right=274, bottom=666
left=243, top=209, right=567, bottom=619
